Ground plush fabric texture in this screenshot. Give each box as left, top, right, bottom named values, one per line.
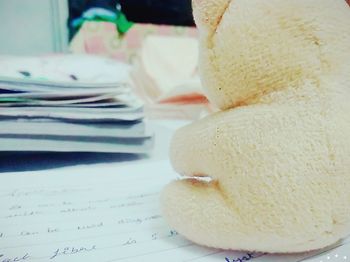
left=161, top=0, right=350, bottom=253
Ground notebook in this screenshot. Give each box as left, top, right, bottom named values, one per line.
left=0, top=160, right=348, bottom=262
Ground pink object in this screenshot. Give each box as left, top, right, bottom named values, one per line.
left=70, top=21, right=198, bottom=62
left=104, top=22, right=116, bottom=31
left=84, top=36, right=107, bottom=54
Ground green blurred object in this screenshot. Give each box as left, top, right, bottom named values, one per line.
left=0, top=97, right=32, bottom=103
left=71, top=7, right=133, bottom=35
left=116, top=12, right=134, bottom=34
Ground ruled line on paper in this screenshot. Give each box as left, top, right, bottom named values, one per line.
left=182, top=251, right=223, bottom=261
left=1, top=224, right=168, bottom=250
left=0, top=191, right=159, bottom=210
left=0, top=191, right=160, bottom=227
left=8, top=229, right=190, bottom=261
left=0, top=175, right=165, bottom=191
left=297, top=242, right=350, bottom=262
left=0, top=205, right=160, bottom=226
left=104, top=243, right=195, bottom=262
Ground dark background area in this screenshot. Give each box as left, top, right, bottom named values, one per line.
left=119, top=0, right=194, bottom=26
left=68, top=0, right=194, bottom=39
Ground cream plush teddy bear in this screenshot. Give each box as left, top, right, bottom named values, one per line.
left=161, top=0, right=350, bottom=253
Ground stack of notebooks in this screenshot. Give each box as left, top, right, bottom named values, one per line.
left=0, top=56, right=153, bottom=154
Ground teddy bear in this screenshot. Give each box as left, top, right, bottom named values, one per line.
left=161, top=0, right=350, bottom=253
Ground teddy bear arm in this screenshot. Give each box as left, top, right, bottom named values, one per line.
left=161, top=178, right=247, bottom=250
left=170, top=112, right=229, bottom=180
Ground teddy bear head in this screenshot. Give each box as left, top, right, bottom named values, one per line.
left=193, top=0, right=350, bottom=110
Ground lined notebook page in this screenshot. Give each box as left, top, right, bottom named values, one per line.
left=0, top=161, right=348, bottom=262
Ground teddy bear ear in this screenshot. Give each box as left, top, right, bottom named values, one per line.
left=192, top=0, right=231, bottom=33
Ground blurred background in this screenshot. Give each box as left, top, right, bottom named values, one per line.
left=0, top=0, right=205, bottom=120
left=0, top=0, right=194, bottom=55
left=0, top=0, right=203, bottom=170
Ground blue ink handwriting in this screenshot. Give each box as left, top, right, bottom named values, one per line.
left=50, top=245, right=96, bottom=260
left=0, top=253, right=30, bottom=262
left=225, top=253, right=256, bottom=262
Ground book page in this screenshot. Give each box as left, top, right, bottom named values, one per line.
left=0, top=161, right=348, bottom=262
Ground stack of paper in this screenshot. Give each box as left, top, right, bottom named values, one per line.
left=0, top=55, right=153, bottom=154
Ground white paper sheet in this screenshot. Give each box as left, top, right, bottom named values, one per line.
left=0, top=89, right=129, bottom=99
left=0, top=106, right=143, bottom=115
left=0, top=55, right=131, bottom=85
left=0, top=109, right=144, bottom=122
left=0, top=161, right=348, bottom=262
left=0, top=135, right=153, bottom=153
left=0, top=120, right=148, bottom=138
